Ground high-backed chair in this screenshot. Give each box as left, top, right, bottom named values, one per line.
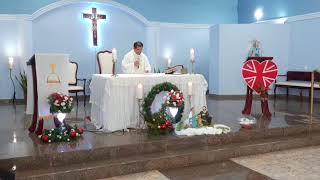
left=68, top=61, right=86, bottom=106
left=97, top=50, right=114, bottom=74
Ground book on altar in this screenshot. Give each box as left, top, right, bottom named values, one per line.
left=165, top=65, right=187, bottom=75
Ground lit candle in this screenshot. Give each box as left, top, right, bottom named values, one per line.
left=188, top=82, right=193, bottom=96
left=8, top=57, right=13, bottom=70
left=137, top=83, right=143, bottom=99
left=167, top=57, right=172, bottom=67
left=112, top=48, right=117, bottom=62
left=190, top=48, right=195, bottom=62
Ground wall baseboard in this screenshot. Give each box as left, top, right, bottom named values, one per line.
left=0, top=95, right=90, bottom=105
left=208, top=94, right=320, bottom=102
left=0, top=99, right=25, bottom=105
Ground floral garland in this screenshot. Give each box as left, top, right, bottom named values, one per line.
left=38, top=125, right=84, bottom=143
left=143, top=82, right=184, bottom=134
left=48, top=92, right=73, bottom=113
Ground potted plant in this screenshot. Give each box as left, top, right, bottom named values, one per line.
left=16, top=71, right=27, bottom=105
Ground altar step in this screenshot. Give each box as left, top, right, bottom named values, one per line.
left=15, top=128, right=320, bottom=180
left=4, top=124, right=311, bottom=172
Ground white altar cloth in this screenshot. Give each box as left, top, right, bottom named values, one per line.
left=90, top=73, right=208, bottom=132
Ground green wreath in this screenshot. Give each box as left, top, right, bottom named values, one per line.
left=143, top=82, right=185, bottom=134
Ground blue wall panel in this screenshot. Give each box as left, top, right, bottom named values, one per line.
left=0, top=0, right=238, bottom=24
left=238, top=0, right=320, bottom=23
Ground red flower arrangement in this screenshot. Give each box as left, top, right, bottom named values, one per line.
left=38, top=125, right=84, bottom=143
left=166, top=90, right=185, bottom=107
left=160, top=120, right=174, bottom=131
left=48, top=92, right=73, bottom=113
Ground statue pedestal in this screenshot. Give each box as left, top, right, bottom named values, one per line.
left=242, top=87, right=271, bottom=117
left=242, top=87, right=253, bottom=115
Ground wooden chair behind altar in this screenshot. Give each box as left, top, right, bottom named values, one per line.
left=97, top=50, right=114, bottom=74
left=68, top=61, right=86, bottom=106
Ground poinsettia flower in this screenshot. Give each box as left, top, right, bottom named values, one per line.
left=172, top=96, right=177, bottom=101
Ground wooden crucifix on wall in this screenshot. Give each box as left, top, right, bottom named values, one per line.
left=83, top=8, right=106, bottom=46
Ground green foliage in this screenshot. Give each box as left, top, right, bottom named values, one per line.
left=143, top=82, right=184, bottom=135
left=40, top=124, right=83, bottom=143
left=175, top=120, right=184, bottom=131
left=15, top=71, right=27, bottom=95
left=153, top=67, right=162, bottom=73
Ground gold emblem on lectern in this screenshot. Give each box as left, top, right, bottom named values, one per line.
left=46, top=64, right=61, bottom=84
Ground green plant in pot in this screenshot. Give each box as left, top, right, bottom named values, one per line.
left=16, top=71, right=27, bottom=104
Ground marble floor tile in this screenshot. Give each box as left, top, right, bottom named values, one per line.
left=161, top=161, right=271, bottom=180
left=99, top=170, right=169, bottom=180
left=232, top=146, right=320, bottom=180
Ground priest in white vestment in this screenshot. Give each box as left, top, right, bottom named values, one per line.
left=122, top=41, right=151, bottom=74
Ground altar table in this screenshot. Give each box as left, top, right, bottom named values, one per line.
left=90, top=73, right=208, bottom=132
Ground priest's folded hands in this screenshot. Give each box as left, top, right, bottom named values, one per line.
left=122, top=41, right=152, bottom=74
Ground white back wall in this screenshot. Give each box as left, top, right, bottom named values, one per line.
left=257, top=14, right=320, bottom=98
left=0, top=2, right=211, bottom=99
left=288, top=18, right=320, bottom=71
left=157, top=26, right=210, bottom=80
left=210, top=24, right=291, bottom=95
left=33, top=3, right=147, bottom=78
left=0, top=20, right=32, bottom=99
left=286, top=16, right=320, bottom=97
left=209, top=25, right=220, bottom=94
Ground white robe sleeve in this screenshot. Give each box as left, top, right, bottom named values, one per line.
left=143, top=56, right=151, bottom=72
left=122, top=53, right=134, bottom=73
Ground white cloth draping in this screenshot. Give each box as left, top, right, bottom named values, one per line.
left=175, top=124, right=231, bottom=136
left=90, top=73, right=208, bottom=132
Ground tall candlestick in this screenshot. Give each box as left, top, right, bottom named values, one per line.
left=8, top=57, right=16, bottom=104
left=8, top=57, right=13, bottom=70
left=188, top=82, right=193, bottom=96
left=167, top=57, right=172, bottom=68
left=137, top=83, right=143, bottom=99
left=190, top=48, right=195, bottom=62
left=112, top=48, right=117, bottom=62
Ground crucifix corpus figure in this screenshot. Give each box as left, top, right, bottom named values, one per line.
left=83, top=8, right=106, bottom=46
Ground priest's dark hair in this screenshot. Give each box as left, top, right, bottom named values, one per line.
left=133, top=41, right=143, bottom=49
